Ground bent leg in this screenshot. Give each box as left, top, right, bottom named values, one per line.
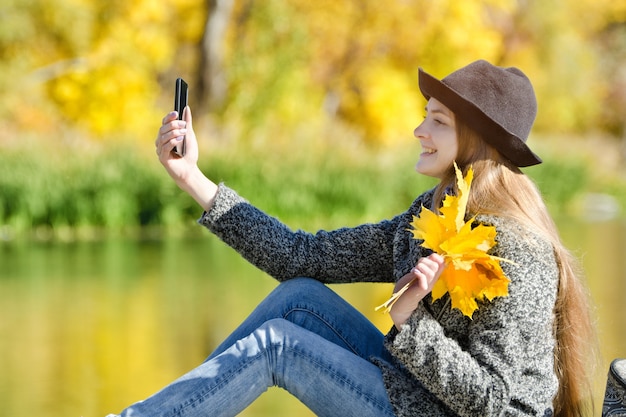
left=109, top=319, right=395, bottom=417
left=207, top=277, right=390, bottom=363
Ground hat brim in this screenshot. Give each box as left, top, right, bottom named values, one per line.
left=418, top=68, right=542, bottom=167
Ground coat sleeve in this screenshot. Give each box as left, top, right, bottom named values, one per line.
left=385, top=220, right=560, bottom=416
left=198, top=183, right=401, bottom=283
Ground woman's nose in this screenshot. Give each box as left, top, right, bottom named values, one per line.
left=413, top=122, right=426, bottom=139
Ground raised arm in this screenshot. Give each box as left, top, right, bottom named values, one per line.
left=154, top=107, right=402, bottom=284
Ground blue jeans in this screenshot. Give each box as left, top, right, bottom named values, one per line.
left=107, top=278, right=397, bottom=417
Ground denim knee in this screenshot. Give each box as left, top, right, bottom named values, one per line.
left=269, top=277, right=329, bottom=304
left=276, top=277, right=326, bottom=294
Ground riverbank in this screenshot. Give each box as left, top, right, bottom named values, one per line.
left=1, top=131, right=624, bottom=241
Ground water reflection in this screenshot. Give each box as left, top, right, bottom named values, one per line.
left=0, top=218, right=624, bottom=417
left=560, top=218, right=626, bottom=368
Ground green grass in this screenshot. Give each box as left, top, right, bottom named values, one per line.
left=0, top=134, right=623, bottom=241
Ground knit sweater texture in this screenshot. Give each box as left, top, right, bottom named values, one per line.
left=198, top=183, right=559, bottom=417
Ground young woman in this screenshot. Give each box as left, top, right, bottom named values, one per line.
left=109, top=60, right=597, bottom=417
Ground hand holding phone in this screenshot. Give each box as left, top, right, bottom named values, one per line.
left=173, top=78, right=188, bottom=156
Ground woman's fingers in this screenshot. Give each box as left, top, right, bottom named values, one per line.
left=389, top=254, right=446, bottom=328
left=156, top=113, right=187, bottom=154
left=162, top=110, right=178, bottom=125
left=156, top=112, right=178, bottom=143
left=417, top=254, right=445, bottom=275
left=182, top=105, right=193, bottom=127
left=409, top=254, right=445, bottom=291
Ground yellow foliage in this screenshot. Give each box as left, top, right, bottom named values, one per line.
left=2, top=0, right=205, bottom=141
left=355, top=62, right=423, bottom=146
left=610, top=0, right=626, bottom=21
left=291, top=0, right=514, bottom=146
left=378, top=164, right=510, bottom=318
left=1, top=0, right=623, bottom=144
left=409, top=164, right=510, bottom=317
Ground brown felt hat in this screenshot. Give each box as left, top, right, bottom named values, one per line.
left=418, top=60, right=542, bottom=167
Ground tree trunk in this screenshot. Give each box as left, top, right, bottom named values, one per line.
left=198, top=0, right=235, bottom=114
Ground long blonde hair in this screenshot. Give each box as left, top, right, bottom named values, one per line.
left=432, top=120, right=598, bottom=417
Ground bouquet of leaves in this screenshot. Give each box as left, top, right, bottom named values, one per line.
left=376, top=163, right=511, bottom=318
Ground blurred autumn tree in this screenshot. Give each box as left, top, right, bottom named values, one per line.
left=1, top=0, right=624, bottom=148
left=0, top=0, right=206, bottom=141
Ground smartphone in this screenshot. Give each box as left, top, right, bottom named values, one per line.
left=173, top=78, right=188, bottom=156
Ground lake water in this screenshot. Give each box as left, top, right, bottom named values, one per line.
left=1, top=216, right=624, bottom=417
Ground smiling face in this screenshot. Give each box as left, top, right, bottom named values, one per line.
left=414, top=98, right=458, bottom=179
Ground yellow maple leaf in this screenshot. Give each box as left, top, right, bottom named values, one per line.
left=377, top=163, right=511, bottom=318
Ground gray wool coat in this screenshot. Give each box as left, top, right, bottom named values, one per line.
left=198, top=184, right=559, bottom=417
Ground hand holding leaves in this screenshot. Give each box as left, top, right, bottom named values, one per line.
left=376, top=163, right=511, bottom=318
left=385, top=253, right=445, bottom=327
